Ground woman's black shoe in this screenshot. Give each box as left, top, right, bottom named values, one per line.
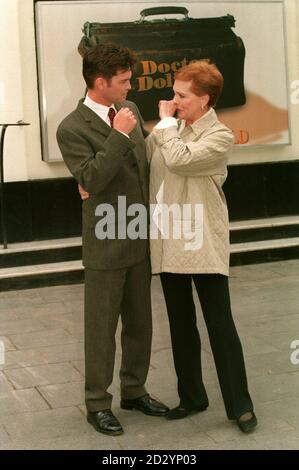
left=166, top=405, right=207, bottom=420
left=237, top=412, right=258, bottom=433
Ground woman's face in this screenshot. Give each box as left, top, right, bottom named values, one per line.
left=173, top=79, right=209, bottom=123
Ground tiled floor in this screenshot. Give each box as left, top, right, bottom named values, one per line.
left=0, top=260, right=299, bottom=450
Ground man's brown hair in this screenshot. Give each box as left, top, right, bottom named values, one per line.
left=82, top=43, right=136, bottom=89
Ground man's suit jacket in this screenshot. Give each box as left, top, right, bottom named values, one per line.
left=56, top=99, right=149, bottom=270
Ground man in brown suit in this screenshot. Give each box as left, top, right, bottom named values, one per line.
left=56, top=43, right=168, bottom=436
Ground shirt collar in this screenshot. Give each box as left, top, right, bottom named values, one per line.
left=83, top=95, right=116, bottom=123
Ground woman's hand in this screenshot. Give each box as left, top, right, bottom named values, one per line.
left=78, top=184, right=89, bottom=200
left=159, top=100, right=177, bottom=120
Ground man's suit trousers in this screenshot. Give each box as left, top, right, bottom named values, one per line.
left=84, top=258, right=152, bottom=412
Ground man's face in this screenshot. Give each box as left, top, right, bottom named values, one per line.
left=96, top=69, right=132, bottom=105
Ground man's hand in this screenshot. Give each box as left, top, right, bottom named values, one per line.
left=159, top=100, right=177, bottom=119
left=113, top=108, right=137, bottom=134
left=78, top=184, right=89, bottom=200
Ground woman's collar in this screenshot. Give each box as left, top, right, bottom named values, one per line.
left=188, top=108, right=217, bottom=134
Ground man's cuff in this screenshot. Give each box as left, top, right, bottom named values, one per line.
left=108, top=128, right=136, bottom=150
left=116, top=130, right=129, bottom=139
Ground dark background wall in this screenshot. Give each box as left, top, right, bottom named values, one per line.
left=1, top=161, right=299, bottom=244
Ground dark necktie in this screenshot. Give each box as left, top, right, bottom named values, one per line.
left=108, top=107, right=116, bottom=128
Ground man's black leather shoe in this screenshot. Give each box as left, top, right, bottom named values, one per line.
left=166, top=405, right=208, bottom=420
left=237, top=412, right=258, bottom=433
left=87, top=409, right=124, bottom=436
left=121, top=394, right=169, bottom=416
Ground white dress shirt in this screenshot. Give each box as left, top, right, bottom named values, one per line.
left=83, top=95, right=116, bottom=126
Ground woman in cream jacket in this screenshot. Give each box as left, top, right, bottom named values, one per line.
left=148, top=60, right=257, bottom=433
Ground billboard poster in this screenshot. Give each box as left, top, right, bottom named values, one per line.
left=35, top=0, right=290, bottom=162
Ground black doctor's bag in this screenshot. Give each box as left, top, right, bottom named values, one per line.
left=78, top=6, right=246, bottom=121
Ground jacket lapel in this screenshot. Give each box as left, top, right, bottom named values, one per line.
left=78, top=99, right=144, bottom=170
left=77, top=99, right=110, bottom=137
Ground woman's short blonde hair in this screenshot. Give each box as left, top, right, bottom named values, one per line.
left=175, top=59, right=224, bottom=108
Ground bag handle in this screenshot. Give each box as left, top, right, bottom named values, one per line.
left=139, top=6, right=189, bottom=21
